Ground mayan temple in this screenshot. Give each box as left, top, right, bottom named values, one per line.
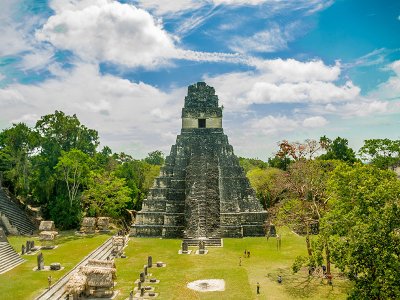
left=132, top=82, right=267, bottom=241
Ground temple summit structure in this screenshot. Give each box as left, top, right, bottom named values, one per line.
left=132, top=82, right=267, bottom=239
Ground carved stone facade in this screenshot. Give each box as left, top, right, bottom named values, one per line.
left=132, top=82, right=267, bottom=238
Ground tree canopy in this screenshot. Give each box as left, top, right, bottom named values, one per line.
left=0, top=111, right=161, bottom=229
left=321, top=163, right=400, bottom=299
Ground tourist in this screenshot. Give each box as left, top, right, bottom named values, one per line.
left=48, top=275, right=52, bottom=289
left=244, top=249, right=247, bottom=256
left=239, top=256, right=242, bottom=266
left=278, top=275, right=282, bottom=284
left=257, top=282, right=260, bottom=294
left=247, top=251, right=250, bottom=258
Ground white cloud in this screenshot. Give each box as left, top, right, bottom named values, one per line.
left=49, top=0, right=111, bottom=13
left=213, top=0, right=268, bottom=4
left=37, top=1, right=177, bottom=68
left=136, top=0, right=333, bottom=15
left=340, top=100, right=389, bottom=117
left=250, top=115, right=299, bottom=135
left=135, top=0, right=203, bottom=15
left=20, top=47, right=54, bottom=70
left=309, top=99, right=389, bottom=117
left=0, top=0, right=35, bottom=56
left=229, top=20, right=308, bottom=54
left=369, top=60, right=400, bottom=100
left=245, top=80, right=358, bottom=104
left=204, top=58, right=359, bottom=111
left=11, top=114, right=40, bottom=124
left=0, top=63, right=184, bottom=156
left=302, top=116, right=328, bottom=127
left=249, top=114, right=328, bottom=135
left=251, top=58, right=341, bottom=82
left=230, top=24, right=288, bottom=53
left=0, top=88, right=26, bottom=106
left=177, top=49, right=245, bottom=63
left=390, top=60, right=400, bottom=74
left=37, top=1, right=249, bottom=68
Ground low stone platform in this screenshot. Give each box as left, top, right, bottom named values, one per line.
left=183, top=238, right=223, bottom=247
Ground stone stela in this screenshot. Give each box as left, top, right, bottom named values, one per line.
left=198, top=240, right=206, bottom=254
left=37, top=252, right=44, bottom=270
left=132, top=82, right=267, bottom=242
left=133, top=256, right=160, bottom=299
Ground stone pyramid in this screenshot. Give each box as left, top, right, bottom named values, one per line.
left=132, top=82, right=267, bottom=238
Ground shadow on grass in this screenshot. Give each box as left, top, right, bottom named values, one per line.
left=266, top=267, right=343, bottom=299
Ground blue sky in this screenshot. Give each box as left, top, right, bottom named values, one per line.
left=0, top=0, right=399, bottom=159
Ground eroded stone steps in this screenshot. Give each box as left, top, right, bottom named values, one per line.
left=0, top=188, right=36, bottom=235
left=0, top=242, right=25, bottom=274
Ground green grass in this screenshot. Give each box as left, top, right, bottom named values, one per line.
left=115, top=228, right=351, bottom=300
left=2, top=232, right=110, bottom=299
left=1, top=228, right=351, bottom=299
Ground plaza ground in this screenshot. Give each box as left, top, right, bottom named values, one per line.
left=1, top=228, right=351, bottom=299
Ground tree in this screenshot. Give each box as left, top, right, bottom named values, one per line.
left=82, top=171, right=132, bottom=220
left=320, top=163, right=400, bottom=299
left=35, top=110, right=99, bottom=157
left=276, top=139, right=322, bottom=161
left=93, top=146, right=117, bottom=172
left=268, top=155, right=291, bottom=171
left=277, top=160, right=336, bottom=261
left=31, top=111, right=99, bottom=206
left=115, top=159, right=160, bottom=210
left=0, top=123, right=38, bottom=195
left=247, top=167, right=285, bottom=209
left=239, top=157, right=268, bottom=174
left=359, top=138, right=400, bottom=170
left=271, top=139, right=322, bottom=170
left=55, top=149, right=91, bottom=207
left=144, top=150, right=165, bottom=165
left=318, top=136, right=357, bottom=163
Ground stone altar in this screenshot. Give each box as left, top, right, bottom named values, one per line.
left=132, top=82, right=267, bottom=239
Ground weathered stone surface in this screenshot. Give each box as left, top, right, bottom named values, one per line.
left=80, top=217, right=96, bottom=233
left=39, top=221, right=55, bottom=231
left=0, top=228, right=8, bottom=243
left=132, top=82, right=267, bottom=238
left=37, top=252, right=44, bottom=270
left=50, top=262, right=61, bottom=270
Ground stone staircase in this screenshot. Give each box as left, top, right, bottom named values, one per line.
left=0, top=188, right=36, bottom=235
left=183, top=237, right=223, bottom=247
left=0, top=242, right=25, bottom=274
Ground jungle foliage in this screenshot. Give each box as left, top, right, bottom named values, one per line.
left=0, top=111, right=163, bottom=229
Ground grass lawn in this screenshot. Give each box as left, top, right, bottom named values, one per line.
left=1, top=232, right=110, bottom=299
left=115, top=227, right=351, bottom=300
left=1, top=228, right=351, bottom=299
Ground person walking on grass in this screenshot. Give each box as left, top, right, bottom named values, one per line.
left=48, top=275, right=52, bottom=289
left=257, top=282, right=260, bottom=294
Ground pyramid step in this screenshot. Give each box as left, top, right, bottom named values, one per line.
left=0, top=242, right=25, bottom=274
left=183, top=238, right=223, bottom=247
